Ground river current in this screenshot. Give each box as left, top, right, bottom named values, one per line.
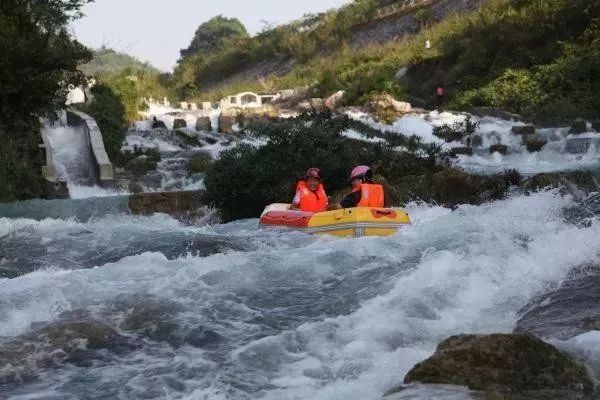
left=1, top=190, right=599, bottom=399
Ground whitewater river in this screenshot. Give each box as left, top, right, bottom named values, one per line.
left=1, top=190, right=600, bottom=399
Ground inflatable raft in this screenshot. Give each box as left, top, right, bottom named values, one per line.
left=259, top=204, right=411, bottom=238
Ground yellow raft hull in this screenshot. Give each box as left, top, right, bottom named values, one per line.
left=259, top=205, right=411, bottom=238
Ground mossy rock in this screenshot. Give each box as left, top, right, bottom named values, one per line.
left=404, top=334, right=593, bottom=397
left=512, top=125, right=536, bottom=135
left=490, top=144, right=508, bottom=155
left=523, top=171, right=599, bottom=194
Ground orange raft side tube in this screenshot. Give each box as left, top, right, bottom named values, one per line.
left=259, top=204, right=411, bottom=238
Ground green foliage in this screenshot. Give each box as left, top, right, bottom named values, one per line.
left=0, top=126, right=47, bottom=202
left=180, top=16, right=249, bottom=60
left=113, top=147, right=161, bottom=176
left=187, top=153, right=213, bottom=174
left=80, top=47, right=160, bottom=76
left=433, top=115, right=480, bottom=143
left=0, top=0, right=92, bottom=128
left=77, top=84, right=126, bottom=159
left=204, top=114, right=438, bottom=221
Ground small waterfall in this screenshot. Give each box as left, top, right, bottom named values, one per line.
left=42, top=118, right=98, bottom=187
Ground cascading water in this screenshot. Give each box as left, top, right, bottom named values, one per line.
left=1, top=190, right=600, bottom=399
left=42, top=119, right=98, bottom=187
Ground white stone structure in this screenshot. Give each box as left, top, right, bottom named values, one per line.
left=219, top=91, right=280, bottom=109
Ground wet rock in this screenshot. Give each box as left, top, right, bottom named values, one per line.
left=152, top=119, right=167, bottom=129
left=0, top=319, right=131, bottom=385
left=522, top=171, right=599, bottom=195
left=524, top=136, right=547, bottom=152
left=404, top=334, right=594, bottom=398
left=450, top=147, right=473, bottom=156
left=570, top=119, right=588, bottom=134
left=173, top=119, right=187, bottom=129
left=219, top=108, right=242, bottom=134
left=511, top=125, right=535, bottom=135
left=196, top=116, right=212, bottom=131
left=470, top=134, right=483, bottom=147
left=119, top=296, right=185, bottom=344
left=325, top=90, right=345, bottom=110
left=391, top=168, right=511, bottom=208
left=515, top=264, right=600, bottom=340
left=128, top=190, right=206, bottom=221
left=185, top=326, right=224, bottom=348
left=489, top=144, right=508, bottom=155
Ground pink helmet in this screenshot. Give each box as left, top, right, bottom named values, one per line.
left=349, top=165, right=373, bottom=182
left=304, top=167, right=322, bottom=180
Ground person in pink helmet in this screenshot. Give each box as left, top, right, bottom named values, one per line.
left=333, top=165, right=388, bottom=209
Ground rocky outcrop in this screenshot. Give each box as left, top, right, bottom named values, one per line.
left=515, top=263, right=600, bottom=340
left=128, top=190, right=207, bottom=223
left=325, top=90, right=346, bottom=110
left=370, top=93, right=412, bottom=123
left=0, top=318, right=132, bottom=385
left=404, top=334, right=594, bottom=399
left=521, top=171, right=600, bottom=194
left=512, top=125, right=536, bottom=135
left=450, top=147, right=473, bottom=156
left=522, top=134, right=547, bottom=152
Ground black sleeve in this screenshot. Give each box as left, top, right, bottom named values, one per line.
left=340, top=191, right=361, bottom=208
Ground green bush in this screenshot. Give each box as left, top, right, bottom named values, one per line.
left=77, top=84, right=127, bottom=160
left=432, top=115, right=480, bottom=143
left=204, top=114, right=439, bottom=221
left=187, top=153, right=213, bottom=174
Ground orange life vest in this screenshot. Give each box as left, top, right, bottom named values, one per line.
left=355, top=183, right=384, bottom=208
left=295, top=181, right=328, bottom=213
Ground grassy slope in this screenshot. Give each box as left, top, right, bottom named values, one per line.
left=177, top=0, right=599, bottom=125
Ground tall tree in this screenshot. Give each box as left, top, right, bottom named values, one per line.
left=0, top=0, right=93, bottom=129
left=180, top=16, right=248, bottom=60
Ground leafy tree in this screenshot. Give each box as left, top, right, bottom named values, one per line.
left=180, top=16, right=248, bottom=60
left=0, top=0, right=93, bottom=129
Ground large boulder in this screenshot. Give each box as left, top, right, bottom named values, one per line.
left=450, top=147, right=473, bottom=156
left=0, top=318, right=131, bottom=385
left=309, top=98, right=325, bottom=113
left=522, top=134, right=547, bottom=152
left=219, top=108, right=242, bottom=134
left=173, top=118, right=187, bottom=129
left=404, top=334, right=594, bottom=398
left=522, top=171, right=599, bottom=194
left=324, top=90, right=345, bottom=110
left=370, top=93, right=412, bottom=124
left=196, top=116, right=212, bottom=131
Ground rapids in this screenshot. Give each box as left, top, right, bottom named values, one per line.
left=1, top=190, right=600, bottom=399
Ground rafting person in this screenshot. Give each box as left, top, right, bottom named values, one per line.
left=290, top=167, right=328, bottom=212
left=332, top=165, right=387, bottom=209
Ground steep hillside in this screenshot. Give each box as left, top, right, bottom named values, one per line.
left=174, top=0, right=599, bottom=125
left=79, top=48, right=160, bottom=76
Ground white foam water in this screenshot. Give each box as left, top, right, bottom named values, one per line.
left=1, top=191, right=599, bottom=399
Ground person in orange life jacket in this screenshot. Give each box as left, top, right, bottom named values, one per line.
left=290, top=167, right=328, bottom=212
left=337, top=165, right=387, bottom=208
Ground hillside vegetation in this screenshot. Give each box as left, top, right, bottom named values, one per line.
left=174, top=0, right=600, bottom=125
